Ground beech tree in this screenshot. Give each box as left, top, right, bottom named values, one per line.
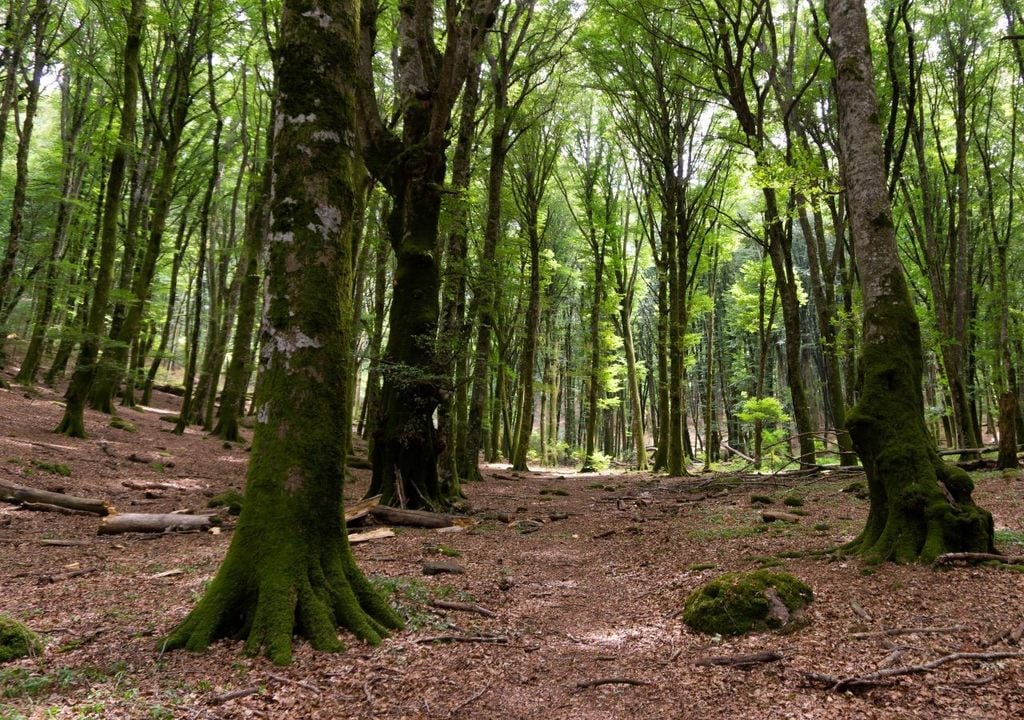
left=358, top=0, right=498, bottom=509
left=162, top=0, right=401, bottom=663
left=829, top=0, right=993, bottom=562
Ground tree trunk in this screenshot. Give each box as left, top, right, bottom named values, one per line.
left=214, top=121, right=273, bottom=440
left=56, top=0, right=145, bottom=437
left=0, top=0, right=49, bottom=371
left=828, top=0, right=993, bottom=563
left=437, top=57, right=481, bottom=489
left=997, top=392, right=1019, bottom=470
left=176, top=40, right=223, bottom=434
left=91, top=2, right=201, bottom=414
left=162, top=0, right=402, bottom=664
left=16, top=69, right=92, bottom=384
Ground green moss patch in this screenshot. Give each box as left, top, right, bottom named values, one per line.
left=30, top=460, right=70, bottom=477
left=682, top=570, right=813, bottom=636
left=206, top=490, right=244, bottom=516
left=0, top=616, right=42, bottom=663
left=109, top=417, right=137, bottom=433
left=782, top=495, right=804, bottom=507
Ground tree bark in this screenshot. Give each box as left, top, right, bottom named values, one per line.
left=828, top=0, right=993, bottom=563
left=162, top=0, right=402, bottom=664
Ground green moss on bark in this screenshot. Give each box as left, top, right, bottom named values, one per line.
left=845, top=299, right=994, bottom=564
left=682, top=570, right=813, bottom=636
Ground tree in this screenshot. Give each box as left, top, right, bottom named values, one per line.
left=161, top=0, right=402, bottom=664
left=828, top=0, right=993, bottom=563
left=55, top=0, right=145, bottom=437
left=358, top=0, right=498, bottom=509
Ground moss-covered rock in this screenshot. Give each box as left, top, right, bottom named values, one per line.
left=207, top=489, right=244, bottom=516
left=0, top=616, right=42, bottom=663
left=682, top=570, right=813, bottom=636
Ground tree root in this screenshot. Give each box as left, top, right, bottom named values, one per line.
left=161, top=539, right=402, bottom=665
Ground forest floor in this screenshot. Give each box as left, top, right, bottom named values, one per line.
left=2, top=375, right=1024, bottom=719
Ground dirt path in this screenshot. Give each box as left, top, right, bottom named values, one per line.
left=2, top=376, right=1024, bottom=718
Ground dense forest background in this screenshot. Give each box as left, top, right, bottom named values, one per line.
left=1, top=0, right=1022, bottom=487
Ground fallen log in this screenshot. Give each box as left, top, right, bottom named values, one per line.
left=344, top=494, right=381, bottom=523
left=760, top=510, right=801, bottom=523
left=20, top=501, right=94, bottom=516
left=367, top=505, right=456, bottom=529
left=936, top=445, right=997, bottom=457
left=694, top=651, right=783, bottom=667
left=0, top=479, right=111, bottom=516
left=98, top=513, right=212, bottom=535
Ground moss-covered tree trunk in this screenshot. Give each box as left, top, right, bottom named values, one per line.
left=828, top=0, right=993, bottom=563
left=358, top=0, right=497, bottom=508
left=366, top=171, right=447, bottom=508
left=162, top=0, right=401, bottom=664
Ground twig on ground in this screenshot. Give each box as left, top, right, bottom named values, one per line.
left=416, top=634, right=508, bottom=645
left=430, top=599, right=496, bottom=618
left=266, top=672, right=320, bottom=693
left=448, top=679, right=493, bottom=717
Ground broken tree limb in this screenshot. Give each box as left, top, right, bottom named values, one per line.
left=122, top=480, right=186, bottom=491
left=800, top=651, right=1024, bottom=692
left=344, top=494, right=381, bottom=523
left=0, top=479, right=111, bottom=516
left=347, top=528, right=394, bottom=544
left=98, top=513, right=212, bottom=534
left=849, top=601, right=873, bottom=623
left=722, top=444, right=756, bottom=463
left=934, top=552, right=1024, bottom=566
left=694, top=651, right=783, bottom=668
left=575, top=677, right=650, bottom=690
left=849, top=625, right=967, bottom=640
left=368, top=505, right=456, bottom=528
left=208, top=687, right=259, bottom=705
left=430, top=599, right=496, bottom=618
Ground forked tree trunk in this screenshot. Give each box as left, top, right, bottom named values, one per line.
left=828, top=0, right=993, bottom=563
left=162, top=0, right=402, bottom=664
